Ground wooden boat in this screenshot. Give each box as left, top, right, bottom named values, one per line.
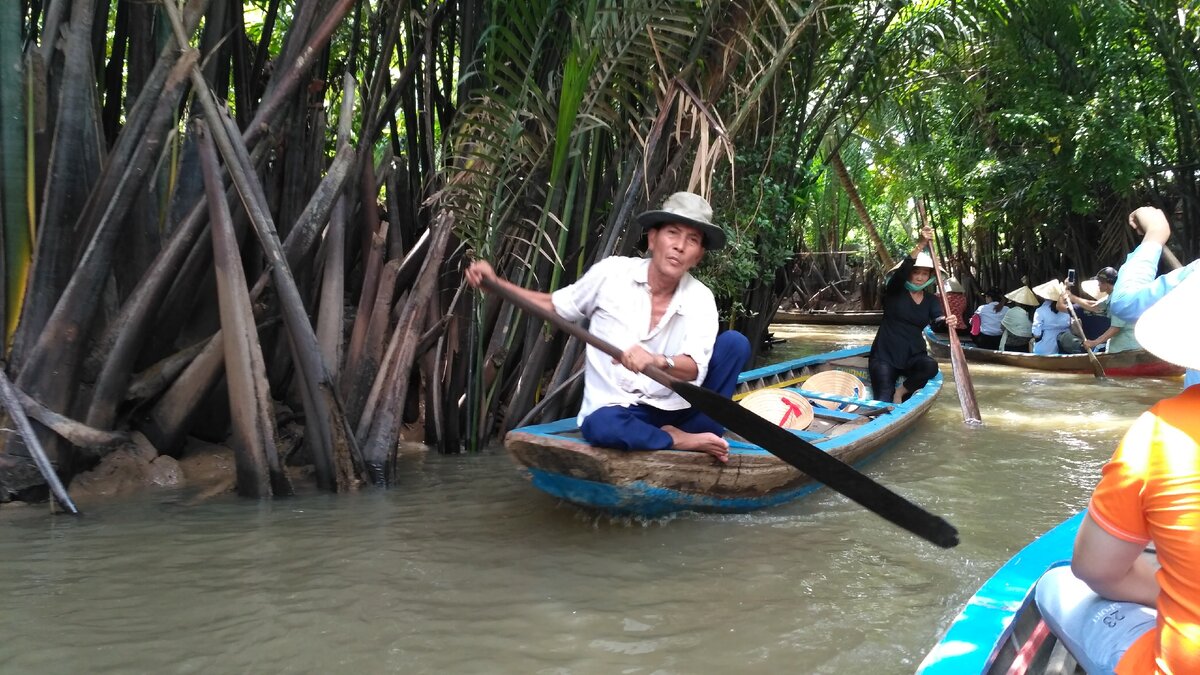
left=772, top=309, right=884, bottom=325
left=918, top=513, right=1085, bottom=675
left=504, top=346, right=941, bottom=517
left=923, top=327, right=1183, bottom=377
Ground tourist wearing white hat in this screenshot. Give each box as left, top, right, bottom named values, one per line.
left=941, top=276, right=968, bottom=331
left=466, top=191, right=749, bottom=463
left=998, top=286, right=1038, bottom=352
left=869, top=225, right=959, bottom=404
left=1111, top=206, right=1200, bottom=388
left=1030, top=279, right=1071, bottom=355
left=1034, top=268, right=1200, bottom=674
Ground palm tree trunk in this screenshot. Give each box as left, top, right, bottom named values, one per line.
left=830, top=150, right=893, bottom=269
left=197, top=118, right=290, bottom=497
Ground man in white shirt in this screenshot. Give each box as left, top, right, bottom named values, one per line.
left=465, top=192, right=750, bottom=463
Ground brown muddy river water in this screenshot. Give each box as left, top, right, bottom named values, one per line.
left=0, top=325, right=1182, bottom=674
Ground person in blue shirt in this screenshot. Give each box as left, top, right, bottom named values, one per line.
left=1031, top=280, right=1071, bottom=355
left=1114, top=207, right=1199, bottom=388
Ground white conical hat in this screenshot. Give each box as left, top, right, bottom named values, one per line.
left=913, top=251, right=935, bottom=269
left=1005, top=286, right=1039, bottom=306
left=1032, top=279, right=1065, bottom=301
left=887, top=251, right=938, bottom=275
left=738, top=389, right=814, bottom=430
left=1135, top=270, right=1200, bottom=371
left=1080, top=278, right=1108, bottom=301
left=943, top=276, right=964, bottom=294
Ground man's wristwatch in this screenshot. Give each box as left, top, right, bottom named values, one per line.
left=663, top=355, right=675, bottom=370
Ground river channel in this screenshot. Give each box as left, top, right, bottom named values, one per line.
left=0, top=325, right=1182, bottom=674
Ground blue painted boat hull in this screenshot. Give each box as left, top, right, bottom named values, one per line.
left=505, top=346, right=942, bottom=517
left=917, top=512, right=1085, bottom=674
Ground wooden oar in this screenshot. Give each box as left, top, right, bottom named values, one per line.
left=1128, top=214, right=1184, bottom=271
left=1160, top=246, right=1184, bottom=271
left=1061, top=289, right=1106, bottom=379
left=917, top=202, right=982, bottom=426
left=480, top=277, right=960, bottom=549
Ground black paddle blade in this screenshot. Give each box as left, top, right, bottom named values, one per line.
left=672, top=381, right=960, bottom=548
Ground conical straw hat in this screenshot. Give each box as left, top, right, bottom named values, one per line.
left=1005, top=286, right=1039, bottom=306
left=1134, top=269, right=1200, bottom=371
left=1079, top=278, right=1108, bottom=301
left=943, top=276, right=964, bottom=294
left=739, top=389, right=814, bottom=430
left=912, top=251, right=936, bottom=270
left=1032, top=279, right=1066, bottom=301
left=887, top=252, right=939, bottom=276
left=801, top=370, right=867, bottom=412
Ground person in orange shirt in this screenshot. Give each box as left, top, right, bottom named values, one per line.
left=1035, top=265, right=1200, bottom=673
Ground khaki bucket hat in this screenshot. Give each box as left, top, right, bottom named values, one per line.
left=636, top=192, right=727, bottom=250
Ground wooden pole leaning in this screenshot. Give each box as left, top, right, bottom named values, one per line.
left=1061, top=291, right=1107, bottom=379
left=916, top=201, right=982, bottom=426
left=0, top=368, right=79, bottom=514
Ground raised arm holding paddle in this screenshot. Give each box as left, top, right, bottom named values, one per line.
left=1112, top=206, right=1199, bottom=389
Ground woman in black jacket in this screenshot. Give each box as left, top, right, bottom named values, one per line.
left=869, top=226, right=960, bottom=403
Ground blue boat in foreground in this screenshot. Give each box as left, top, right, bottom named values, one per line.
left=503, top=346, right=941, bottom=517
left=918, top=512, right=1085, bottom=675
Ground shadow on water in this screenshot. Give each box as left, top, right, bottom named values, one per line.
left=0, top=325, right=1184, bottom=674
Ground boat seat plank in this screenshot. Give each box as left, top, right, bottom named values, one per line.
left=1044, top=638, right=1082, bottom=675
left=810, top=407, right=862, bottom=421
left=786, top=388, right=892, bottom=410
left=790, top=428, right=826, bottom=442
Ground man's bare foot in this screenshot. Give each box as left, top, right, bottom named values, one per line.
left=663, top=425, right=729, bottom=463
left=893, top=385, right=908, bottom=404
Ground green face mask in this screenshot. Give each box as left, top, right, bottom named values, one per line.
left=905, top=278, right=936, bottom=292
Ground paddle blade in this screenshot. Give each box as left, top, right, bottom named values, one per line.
left=945, top=331, right=984, bottom=425
left=672, top=381, right=960, bottom=548
left=1069, top=317, right=1107, bottom=379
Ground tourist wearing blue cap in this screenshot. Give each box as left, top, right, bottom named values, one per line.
left=1060, top=266, right=1140, bottom=354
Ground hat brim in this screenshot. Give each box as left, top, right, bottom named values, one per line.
left=637, top=211, right=727, bottom=250
left=1080, top=279, right=1108, bottom=301
left=1031, top=279, right=1065, bottom=301
left=1004, top=287, right=1039, bottom=306
left=886, top=257, right=943, bottom=276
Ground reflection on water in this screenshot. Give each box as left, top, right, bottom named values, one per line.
left=0, top=325, right=1184, bottom=674
left=759, top=325, right=878, bottom=363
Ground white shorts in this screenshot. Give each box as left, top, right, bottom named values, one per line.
left=1034, top=566, right=1157, bottom=674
